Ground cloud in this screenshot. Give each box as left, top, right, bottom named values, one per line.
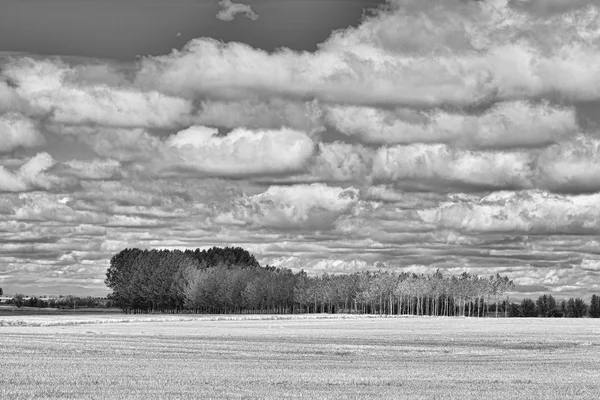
left=266, top=256, right=373, bottom=274
left=221, top=183, right=359, bottom=229
left=0, top=153, right=59, bottom=192
left=0, top=80, right=29, bottom=114
left=325, top=101, right=578, bottom=148
left=309, top=142, right=374, bottom=183
left=2, top=57, right=193, bottom=129
left=77, top=127, right=164, bottom=163
left=194, top=98, right=324, bottom=135
left=372, top=144, right=532, bottom=191
left=56, top=159, right=123, bottom=181
left=135, top=1, right=600, bottom=108
left=509, top=0, right=600, bottom=16
left=419, top=190, right=600, bottom=235
left=12, top=192, right=107, bottom=224
left=534, top=135, right=600, bottom=193
left=580, top=259, right=600, bottom=271
left=216, top=0, right=259, bottom=22
left=0, top=113, right=45, bottom=152
left=166, top=126, right=315, bottom=177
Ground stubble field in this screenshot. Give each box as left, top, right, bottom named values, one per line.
left=1, top=314, right=599, bottom=399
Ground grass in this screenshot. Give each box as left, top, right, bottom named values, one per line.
left=1, top=315, right=599, bottom=399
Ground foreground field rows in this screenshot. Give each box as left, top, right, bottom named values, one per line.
left=1, top=316, right=599, bottom=399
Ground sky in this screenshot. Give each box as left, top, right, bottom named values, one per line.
left=1, top=0, right=600, bottom=299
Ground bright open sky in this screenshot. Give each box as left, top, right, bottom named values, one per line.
left=1, top=0, right=600, bottom=299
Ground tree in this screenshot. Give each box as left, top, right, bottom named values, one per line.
left=590, top=295, right=600, bottom=318
left=508, top=302, right=521, bottom=317
left=565, top=298, right=588, bottom=318
left=521, top=298, right=536, bottom=317
left=536, top=295, right=559, bottom=317
left=0, top=287, right=3, bottom=297
left=574, top=298, right=588, bottom=318
left=13, top=293, right=25, bottom=308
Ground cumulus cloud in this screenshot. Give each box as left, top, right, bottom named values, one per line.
left=419, top=190, right=600, bottom=235
left=372, top=144, right=532, bottom=191
left=267, top=256, right=373, bottom=274
left=12, top=192, right=107, bottom=224
left=221, top=183, right=359, bottom=229
left=0, top=153, right=59, bottom=192
left=216, top=0, right=259, bottom=22
left=368, top=135, right=600, bottom=193
left=326, top=101, right=578, bottom=148
left=136, top=1, right=600, bottom=108
left=166, top=126, right=315, bottom=177
left=2, top=57, right=193, bottom=129
left=0, top=113, right=45, bottom=152
left=0, top=80, right=29, bottom=114
left=534, top=135, right=600, bottom=193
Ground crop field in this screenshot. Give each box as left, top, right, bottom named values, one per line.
left=1, top=315, right=599, bottom=399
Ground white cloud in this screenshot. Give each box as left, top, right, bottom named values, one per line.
left=326, top=101, right=578, bottom=148
left=3, top=57, right=193, bottom=129
left=12, top=192, right=107, bottom=224
left=166, top=126, right=315, bottom=177
left=266, top=256, right=372, bottom=274
left=0, top=113, right=45, bottom=153
left=216, top=0, right=259, bottom=22
left=0, top=153, right=59, bottom=192
left=580, top=259, right=600, bottom=271
left=135, top=1, right=600, bottom=108
left=0, top=80, right=29, bottom=114
left=223, top=183, right=359, bottom=229
left=372, top=144, right=532, bottom=190
left=534, top=135, right=600, bottom=192
left=420, top=190, right=600, bottom=234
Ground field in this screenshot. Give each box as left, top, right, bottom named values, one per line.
left=1, top=314, right=599, bottom=399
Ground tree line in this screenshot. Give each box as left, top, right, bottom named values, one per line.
left=4, top=295, right=113, bottom=309
left=105, top=246, right=521, bottom=316
left=508, top=294, right=600, bottom=318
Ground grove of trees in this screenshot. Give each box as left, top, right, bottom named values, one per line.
left=507, top=294, right=596, bottom=318
left=105, top=246, right=517, bottom=316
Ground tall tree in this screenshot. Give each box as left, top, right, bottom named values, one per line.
left=536, top=295, right=559, bottom=317
left=564, top=298, right=588, bottom=318
left=590, top=295, right=600, bottom=318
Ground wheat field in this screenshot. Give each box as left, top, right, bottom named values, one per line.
left=1, top=315, right=599, bottom=399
